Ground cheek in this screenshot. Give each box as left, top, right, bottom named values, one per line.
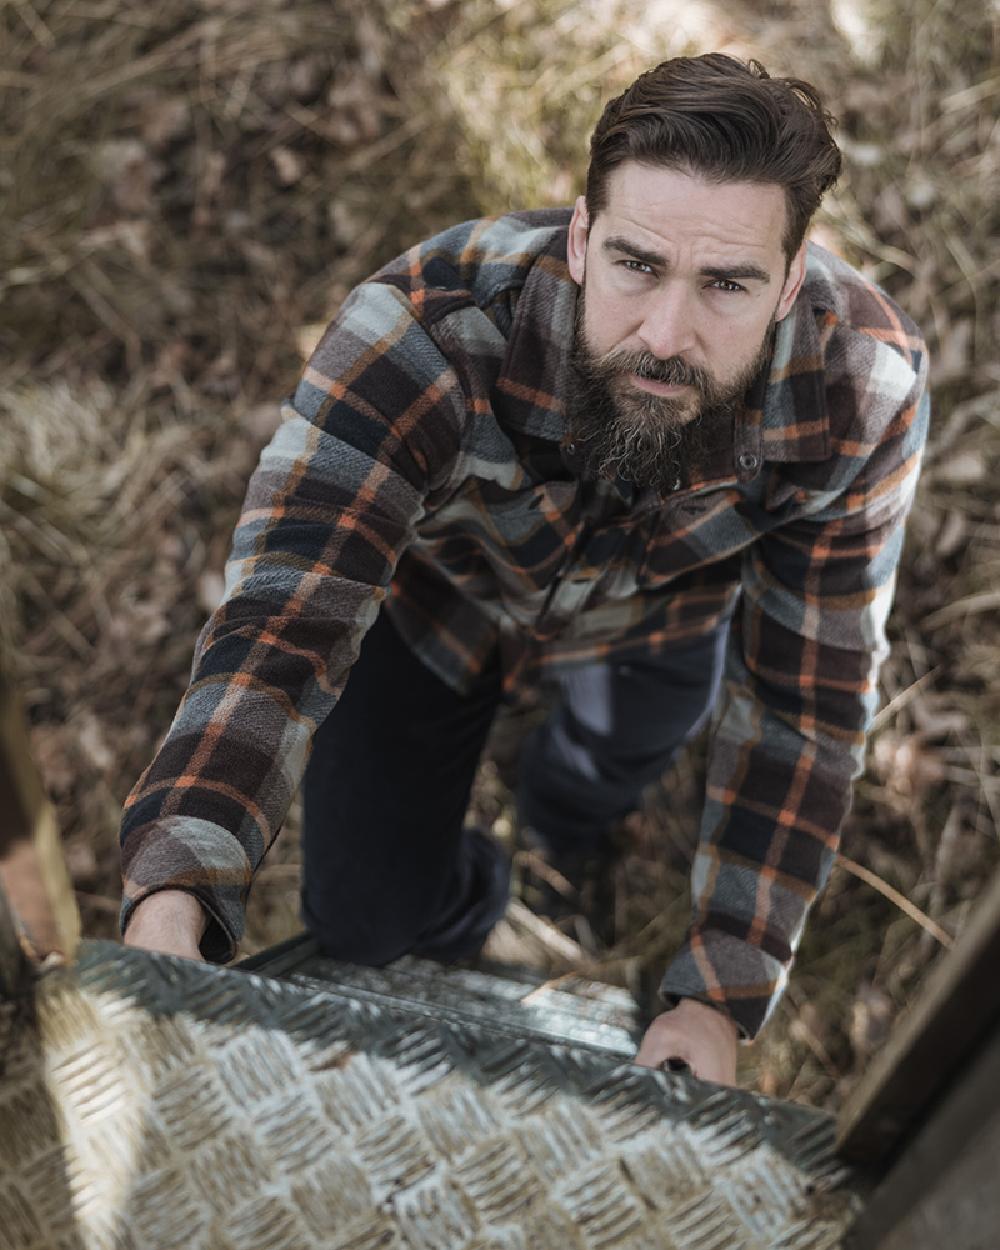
left=702, top=316, right=771, bottom=380
left=583, top=285, right=644, bottom=353
left=582, top=301, right=621, bottom=354
left=703, top=300, right=771, bottom=347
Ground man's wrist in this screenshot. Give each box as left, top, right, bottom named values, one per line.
left=667, top=993, right=739, bottom=1032
left=123, top=889, right=208, bottom=948
left=660, top=927, right=780, bottom=1041
left=669, top=995, right=740, bottom=1041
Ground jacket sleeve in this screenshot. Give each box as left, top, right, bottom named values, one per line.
left=119, top=278, right=466, bottom=960
left=660, top=329, right=930, bottom=1040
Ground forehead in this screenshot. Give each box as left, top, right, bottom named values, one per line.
left=597, top=161, right=787, bottom=263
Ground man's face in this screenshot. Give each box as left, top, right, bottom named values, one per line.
left=566, top=162, right=805, bottom=486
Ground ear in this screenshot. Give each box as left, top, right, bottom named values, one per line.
left=775, top=244, right=806, bottom=321
left=567, top=196, right=589, bottom=285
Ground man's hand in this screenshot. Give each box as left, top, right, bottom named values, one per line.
left=122, top=889, right=207, bottom=962
left=634, top=998, right=739, bottom=1085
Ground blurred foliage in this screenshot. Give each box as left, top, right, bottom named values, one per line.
left=1, top=0, right=997, bottom=1107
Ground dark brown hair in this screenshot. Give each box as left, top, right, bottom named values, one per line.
left=585, top=53, right=841, bottom=263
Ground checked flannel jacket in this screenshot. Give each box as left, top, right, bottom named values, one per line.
left=120, top=208, right=929, bottom=1039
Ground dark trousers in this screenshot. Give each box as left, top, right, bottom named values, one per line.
left=301, top=609, right=728, bottom=964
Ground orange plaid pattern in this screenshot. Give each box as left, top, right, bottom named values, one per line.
left=121, top=210, right=928, bottom=1037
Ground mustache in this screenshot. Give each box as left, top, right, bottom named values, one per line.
left=579, top=347, right=712, bottom=392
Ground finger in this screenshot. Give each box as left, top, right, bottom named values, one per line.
left=633, top=1033, right=695, bottom=1071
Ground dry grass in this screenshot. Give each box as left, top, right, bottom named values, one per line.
left=1, top=0, right=997, bottom=1109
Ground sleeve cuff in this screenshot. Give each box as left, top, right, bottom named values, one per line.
left=120, top=816, right=252, bottom=963
left=659, top=927, right=788, bottom=1041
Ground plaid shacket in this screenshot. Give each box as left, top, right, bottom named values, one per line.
left=120, top=209, right=929, bottom=1039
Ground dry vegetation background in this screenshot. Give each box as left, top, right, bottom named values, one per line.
left=1, top=0, right=997, bottom=1108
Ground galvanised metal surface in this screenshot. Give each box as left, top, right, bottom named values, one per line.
left=244, top=937, right=645, bottom=1056
left=0, top=941, right=865, bottom=1250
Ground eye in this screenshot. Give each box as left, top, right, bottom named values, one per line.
left=709, top=278, right=747, bottom=294
left=619, top=258, right=655, bottom=275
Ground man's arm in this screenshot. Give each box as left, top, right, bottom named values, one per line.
left=120, top=276, right=468, bottom=960
left=656, top=319, right=930, bottom=1058
left=123, top=889, right=207, bottom=959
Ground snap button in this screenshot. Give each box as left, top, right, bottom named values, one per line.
left=738, top=452, right=759, bottom=472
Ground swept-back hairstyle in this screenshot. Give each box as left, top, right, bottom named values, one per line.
left=585, top=53, right=841, bottom=263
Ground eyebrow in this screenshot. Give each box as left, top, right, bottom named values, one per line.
left=601, top=235, right=771, bottom=284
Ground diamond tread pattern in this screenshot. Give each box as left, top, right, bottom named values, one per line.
left=0, top=942, right=862, bottom=1250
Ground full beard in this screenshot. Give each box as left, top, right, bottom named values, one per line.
left=567, top=294, right=773, bottom=492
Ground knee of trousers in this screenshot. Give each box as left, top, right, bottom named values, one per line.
left=521, top=716, right=689, bottom=796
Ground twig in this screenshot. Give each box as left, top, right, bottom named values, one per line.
left=513, top=849, right=575, bottom=897
left=521, top=971, right=577, bottom=1004
left=785, top=984, right=841, bottom=1079
left=836, top=854, right=954, bottom=948
left=923, top=590, right=1000, bottom=630
left=870, top=667, right=939, bottom=732
left=12, top=0, right=55, bottom=48
left=505, top=898, right=591, bottom=963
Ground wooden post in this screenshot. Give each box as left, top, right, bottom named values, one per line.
left=844, top=1022, right=1000, bottom=1249
left=838, top=863, right=1000, bottom=1247
left=0, top=654, right=80, bottom=966
left=837, top=865, right=1000, bottom=1166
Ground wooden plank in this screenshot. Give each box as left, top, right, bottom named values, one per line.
left=845, top=1022, right=1000, bottom=1249
left=0, top=658, right=80, bottom=963
left=0, top=870, right=29, bottom=1000
left=837, top=865, right=1000, bottom=1164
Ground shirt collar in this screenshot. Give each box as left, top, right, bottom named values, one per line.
left=493, top=226, right=575, bottom=443
left=749, top=256, right=833, bottom=464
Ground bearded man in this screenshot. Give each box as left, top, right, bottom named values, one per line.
left=120, top=53, right=929, bottom=1085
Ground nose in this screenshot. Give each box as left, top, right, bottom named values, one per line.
left=636, top=283, right=697, bottom=360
